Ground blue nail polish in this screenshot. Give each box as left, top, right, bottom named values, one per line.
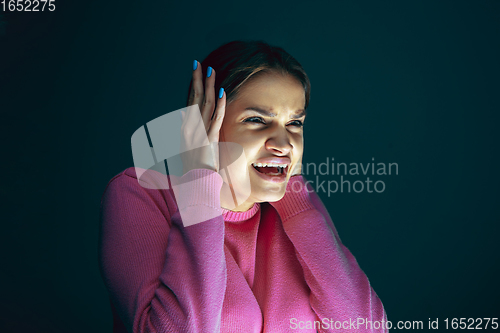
left=193, top=60, right=197, bottom=71
left=219, top=87, right=224, bottom=99
left=207, top=66, right=212, bottom=78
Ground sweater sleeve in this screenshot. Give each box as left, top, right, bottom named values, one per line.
left=268, top=175, right=388, bottom=333
left=98, top=168, right=227, bottom=333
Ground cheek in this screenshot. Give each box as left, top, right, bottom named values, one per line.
left=219, top=122, right=229, bottom=142
left=239, top=136, right=264, bottom=152
left=224, top=129, right=263, bottom=152
left=219, top=121, right=241, bottom=143
left=219, top=130, right=261, bottom=168
left=293, top=135, right=304, bottom=154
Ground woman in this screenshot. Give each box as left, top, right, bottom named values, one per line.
left=99, top=40, right=388, bottom=332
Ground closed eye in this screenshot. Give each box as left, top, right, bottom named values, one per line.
left=288, top=120, right=304, bottom=127
left=243, top=117, right=266, bottom=124
left=243, top=117, right=304, bottom=127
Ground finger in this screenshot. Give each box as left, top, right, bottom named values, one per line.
left=201, top=66, right=216, bottom=130
left=207, top=87, right=226, bottom=143
left=187, top=61, right=196, bottom=106
left=188, top=60, right=204, bottom=108
left=181, top=103, right=203, bottom=137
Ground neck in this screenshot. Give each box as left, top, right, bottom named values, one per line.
left=220, top=183, right=256, bottom=211
left=221, top=198, right=255, bottom=212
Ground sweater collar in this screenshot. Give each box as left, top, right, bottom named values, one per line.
left=222, top=203, right=260, bottom=222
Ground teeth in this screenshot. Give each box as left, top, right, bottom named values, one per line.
left=252, top=163, right=288, bottom=168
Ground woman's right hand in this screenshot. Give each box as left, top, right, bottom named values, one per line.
left=181, top=60, right=226, bottom=175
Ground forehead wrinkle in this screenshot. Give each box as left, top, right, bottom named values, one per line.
left=243, top=106, right=276, bottom=117
left=232, top=74, right=306, bottom=119
left=242, top=106, right=305, bottom=120
left=290, top=109, right=306, bottom=119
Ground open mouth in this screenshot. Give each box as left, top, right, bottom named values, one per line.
left=251, top=163, right=288, bottom=177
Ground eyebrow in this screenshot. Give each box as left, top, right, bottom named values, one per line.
left=244, top=106, right=306, bottom=118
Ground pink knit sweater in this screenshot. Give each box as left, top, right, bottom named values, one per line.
left=98, top=167, right=388, bottom=332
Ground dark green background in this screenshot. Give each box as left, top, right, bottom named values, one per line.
left=2, top=1, right=499, bottom=332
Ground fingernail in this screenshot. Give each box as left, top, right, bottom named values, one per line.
left=207, top=66, right=212, bottom=78
left=193, top=60, right=198, bottom=71
left=219, top=87, right=224, bottom=99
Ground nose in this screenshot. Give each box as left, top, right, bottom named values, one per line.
left=265, top=130, right=293, bottom=156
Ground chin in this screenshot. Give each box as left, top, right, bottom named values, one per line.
left=252, top=183, right=287, bottom=203
left=248, top=167, right=291, bottom=203
left=265, top=192, right=286, bottom=203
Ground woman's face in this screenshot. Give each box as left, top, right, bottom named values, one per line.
left=219, top=72, right=306, bottom=210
